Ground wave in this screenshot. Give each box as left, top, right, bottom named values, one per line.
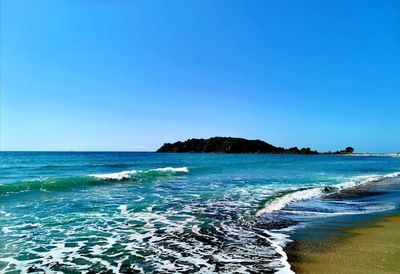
left=89, top=167, right=189, bottom=180
left=256, top=172, right=400, bottom=217
left=151, top=167, right=189, bottom=173
left=256, top=188, right=324, bottom=216
left=0, top=167, right=189, bottom=195
left=254, top=228, right=295, bottom=273
left=89, top=170, right=139, bottom=180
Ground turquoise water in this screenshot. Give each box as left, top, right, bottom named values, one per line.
left=1, top=152, right=400, bottom=273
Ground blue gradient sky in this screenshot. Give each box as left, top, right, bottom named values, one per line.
left=1, top=0, right=399, bottom=152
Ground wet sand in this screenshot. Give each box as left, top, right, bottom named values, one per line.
left=289, top=215, right=400, bottom=274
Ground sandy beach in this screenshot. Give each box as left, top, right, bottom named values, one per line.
left=289, top=214, right=400, bottom=274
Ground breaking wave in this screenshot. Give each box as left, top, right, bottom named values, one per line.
left=256, top=172, right=400, bottom=217
left=0, top=167, right=189, bottom=195
left=89, top=167, right=189, bottom=180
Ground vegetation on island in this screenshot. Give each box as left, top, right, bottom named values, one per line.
left=157, top=137, right=354, bottom=154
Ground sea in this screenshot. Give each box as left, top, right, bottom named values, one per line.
left=1, top=152, right=400, bottom=273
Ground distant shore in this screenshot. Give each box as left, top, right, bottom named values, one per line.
left=288, top=214, right=400, bottom=273
left=157, top=137, right=355, bottom=155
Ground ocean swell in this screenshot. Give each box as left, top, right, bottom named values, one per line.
left=0, top=167, right=189, bottom=195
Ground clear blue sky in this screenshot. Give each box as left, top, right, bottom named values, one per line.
left=1, top=0, right=399, bottom=152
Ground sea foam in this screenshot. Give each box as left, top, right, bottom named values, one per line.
left=90, top=170, right=139, bottom=180
left=151, top=167, right=189, bottom=173
left=89, top=167, right=189, bottom=180
left=256, top=172, right=400, bottom=217
left=256, top=188, right=323, bottom=216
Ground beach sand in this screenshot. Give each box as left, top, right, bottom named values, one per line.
left=289, top=215, right=400, bottom=274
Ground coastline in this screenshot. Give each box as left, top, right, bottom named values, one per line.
left=287, top=214, right=400, bottom=273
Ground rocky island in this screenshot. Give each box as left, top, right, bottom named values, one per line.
left=157, top=137, right=354, bottom=154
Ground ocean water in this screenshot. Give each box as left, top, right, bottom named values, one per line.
left=1, top=152, right=400, bottom=273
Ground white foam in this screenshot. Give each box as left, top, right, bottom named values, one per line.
left=151, top=167, right=189, bottom=173
left=89, top=167, right=189, bottom=180
left=0, top=210, right=11, bottom=217
left=90, top=170, right=138, bottom=180
left=253, top=229, right=295, bottom=274
left=256, top=171, right=400, bottom=217
left=336, top=172, right=400, bottom=190
left=2, top=227, right=12, bottom=233
left=386, top=172, right=400, bottom=178
left=256, top=188, right=323, bottom=216
left=118, top=204, right=128, bottom=214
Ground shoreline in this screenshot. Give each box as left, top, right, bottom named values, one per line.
left=287, top=214, right=400, bottom=273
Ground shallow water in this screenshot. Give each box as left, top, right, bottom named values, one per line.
left=1, top=152, right=400, bottom=273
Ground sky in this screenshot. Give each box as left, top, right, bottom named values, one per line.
left=1, top=0, right=399, bottom=152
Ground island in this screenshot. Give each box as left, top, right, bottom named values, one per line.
left=157, top=137, right=354, bottom=154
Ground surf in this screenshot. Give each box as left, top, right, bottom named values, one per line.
left=256, top=172, right=400, bottom=217
left=0, top=167, right=189, bottom=195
